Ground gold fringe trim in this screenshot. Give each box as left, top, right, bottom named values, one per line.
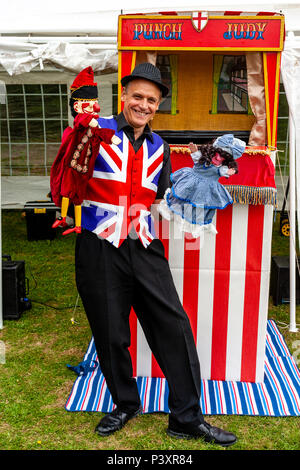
left=245, top=147, right=272, bottom=156
left=170, top=145, right=274, bottom=157
left=224, top=185, right=277, bottom=207
left=170, top=146, right=191, bottom=154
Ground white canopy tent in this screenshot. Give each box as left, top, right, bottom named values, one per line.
left=1, top=1, right=300, bottom=75
left=0, top=1, right=299, bottom=330
left=281, top=33, right=300, bottom=333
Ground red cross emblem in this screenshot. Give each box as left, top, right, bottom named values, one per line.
left=191, top=11, right=208, bottom=32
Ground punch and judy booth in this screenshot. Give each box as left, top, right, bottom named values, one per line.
left=118, top=12, right=285, bottom=383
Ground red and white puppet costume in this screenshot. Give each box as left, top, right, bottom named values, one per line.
left=50, top=67, right=119, bottom=235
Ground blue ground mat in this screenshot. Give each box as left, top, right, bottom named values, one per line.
left=65, top=320, right=300, bottom=417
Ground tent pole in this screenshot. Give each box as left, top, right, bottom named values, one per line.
left=0, top=164, right=2, bottom=330
left=289, top=111, right=298, bottom=332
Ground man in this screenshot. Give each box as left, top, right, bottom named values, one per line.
left=75, top=62, right=237, bottom=447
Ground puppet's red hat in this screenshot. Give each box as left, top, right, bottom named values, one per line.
left=70, top=67, right=98, bottom=100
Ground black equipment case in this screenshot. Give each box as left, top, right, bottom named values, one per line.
left=270, top=256, right=300, bottom=305
left=2, top=255, right=31, bottom=319
left=24, top=200, right=59, bottom=241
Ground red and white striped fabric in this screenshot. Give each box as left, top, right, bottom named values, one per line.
left=129, top=201, right=274, bottom=384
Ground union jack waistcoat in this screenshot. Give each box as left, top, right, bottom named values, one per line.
left=81, top=116, right=165, bottom=248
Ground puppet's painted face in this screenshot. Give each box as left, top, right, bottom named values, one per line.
left=73, top=100, right=100, bottom=115
left=211, top=152, right=225, bottom=166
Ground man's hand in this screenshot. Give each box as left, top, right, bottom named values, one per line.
left=227, top=168, right=236, bottom=176
left=151, top=199, right=162, bottom=220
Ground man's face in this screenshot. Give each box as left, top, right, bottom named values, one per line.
left=121, top=79, right=161, bottom=131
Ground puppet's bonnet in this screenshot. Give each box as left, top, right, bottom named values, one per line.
left=213, top=134, right=246, bottom=160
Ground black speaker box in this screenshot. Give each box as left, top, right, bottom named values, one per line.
left=2, top=255, right=30, bottom=319
left=270, top=256, right=300, bottom=306
left=24, top=201, right=58, bottom=241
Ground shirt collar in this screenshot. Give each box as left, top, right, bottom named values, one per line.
left=115, top=112, right=154, bottom=143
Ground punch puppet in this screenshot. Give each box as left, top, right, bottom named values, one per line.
left=50, top=67, right=120, bottom=235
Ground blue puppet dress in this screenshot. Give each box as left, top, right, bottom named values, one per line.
left=159, top=160, right=232, bottom=237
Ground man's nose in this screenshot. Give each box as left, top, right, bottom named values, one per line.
left=93, top=102, right=100, bottom=113
left=139, top=98, right=148, bottom=109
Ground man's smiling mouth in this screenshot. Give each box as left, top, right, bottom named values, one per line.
left=133, top=109, right=149, bottom=117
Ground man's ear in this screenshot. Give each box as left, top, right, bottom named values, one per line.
left=120, top=87, right=126, bottom=102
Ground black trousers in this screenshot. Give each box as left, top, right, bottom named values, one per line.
left=75, top=229, right=204, bottom=425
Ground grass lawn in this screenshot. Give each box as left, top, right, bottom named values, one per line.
left=0, top=209, right=299, bottom=452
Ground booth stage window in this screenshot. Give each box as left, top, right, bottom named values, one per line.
left=0, top=84, right=68, bottom=176
left=156, top=55, right=178, bottom=115
left=112, top=83, right=118, bottom=116
left=212, top=55, right=251, bottom=115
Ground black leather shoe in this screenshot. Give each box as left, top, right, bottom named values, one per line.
left=95, top=406, right=142, bottom=436
left=167, top=420, right=237, bottom=447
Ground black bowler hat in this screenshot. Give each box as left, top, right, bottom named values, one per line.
left=121, top=62, right=169, bottom=97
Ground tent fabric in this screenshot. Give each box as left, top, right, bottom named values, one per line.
left=0, top=41, right=118, bottom=76
left=1, top=176, right=51, bottom=209
left=0, top=7, right=290, bottom=77
left=0, top=7, right=119, bottom=36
